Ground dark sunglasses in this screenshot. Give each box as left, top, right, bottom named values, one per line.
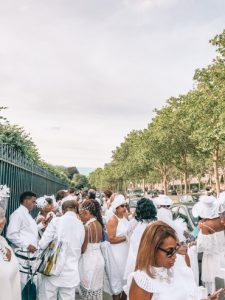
left=158, top=243, right=180, bottom=257
left=119, top=204, right=126, bottom=208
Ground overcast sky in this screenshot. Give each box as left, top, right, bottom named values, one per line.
left=1, top=0, right=225, bottom=169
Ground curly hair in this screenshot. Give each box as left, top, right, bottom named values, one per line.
left=135, top=198, right=157, bottom=222
left=81, top=200, right=104, bottom=228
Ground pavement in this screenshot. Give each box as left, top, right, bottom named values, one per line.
left=76, top=291, right=111, bottom=299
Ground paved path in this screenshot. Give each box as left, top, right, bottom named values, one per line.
left=76, top=291, right=111, bottom=299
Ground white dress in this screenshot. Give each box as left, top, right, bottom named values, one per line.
left=108, top=215, right=129, bottom=294
left=197, top=229, right=225, bottom=295
left=0, top=236, right=21, bottom=300
left=79, top=218, right=105, bottom=300
left=125, top=255, right=198, bottom=300
left=124, top=220, right=154, bottom=280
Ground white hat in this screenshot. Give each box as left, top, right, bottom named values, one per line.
left=111, top=195, right=126, bottom=212
left=218, top=191, right=225, bottom=213
left=156, top=195, right=173, bottom=206
left=192, top=195, right=218, bottom=219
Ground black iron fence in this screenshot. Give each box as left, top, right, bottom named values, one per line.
left=0, top=144, right=67, bottom=221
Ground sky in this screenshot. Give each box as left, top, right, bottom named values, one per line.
left=0, top=0, right=225, bottom=170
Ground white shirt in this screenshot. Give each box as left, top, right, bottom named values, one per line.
left=39, top=211, right=85, bottom=287
left=6, top=205, right=39, bottom=251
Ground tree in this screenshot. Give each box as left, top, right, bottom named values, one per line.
left=72, top=174, right=89, bottom=189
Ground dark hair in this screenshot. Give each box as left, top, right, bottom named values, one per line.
left=88, top=191, right=96, bottom=200
left=19, top=191, right=36, bottom=204
left=45, top=198, right=53, bottom=205
left=135, top=198, right=157, bottom=222
left=62, top=200, right=79, bottom=214
left=56, top=190, right=66, bottom=201
left=135, top=221, right=178, bottom=278
left=81, top=200, right=104, bottom=228
left=68, top=187, right=75, bottom=194
left=104, top=190, right=112, bottom=199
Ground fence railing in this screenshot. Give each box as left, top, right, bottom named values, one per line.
left=0, top=144, right=68, bottom=221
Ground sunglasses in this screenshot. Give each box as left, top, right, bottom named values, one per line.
left=119, top=204, right=126, bottom=208
left=158, top=243, right=180, bottom=257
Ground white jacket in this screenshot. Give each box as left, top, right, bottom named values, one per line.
left=39, top=211, right=85, bottom=287
left=6, top=205, right=38, bottom=251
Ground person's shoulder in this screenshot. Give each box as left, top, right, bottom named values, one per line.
left=108, top=214, right=118, bottom=225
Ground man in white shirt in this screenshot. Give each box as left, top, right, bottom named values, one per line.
left=6, top=191, right=39, bottom=289
left=39, top=200, right=85, bottom=300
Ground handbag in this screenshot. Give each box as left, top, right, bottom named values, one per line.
left=36, top=220, right=68, bottom=276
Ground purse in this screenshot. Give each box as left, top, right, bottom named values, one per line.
left=36, top=220, right=68, bottom=276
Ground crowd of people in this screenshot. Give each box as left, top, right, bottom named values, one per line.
left=0, top=184, right=225, bottom=300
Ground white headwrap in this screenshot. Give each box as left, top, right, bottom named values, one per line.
left=0, top=185, right=10, bottom=215
left=111, top=194, right=126, bottom=212
left=36, top=195, right=56, bottom=209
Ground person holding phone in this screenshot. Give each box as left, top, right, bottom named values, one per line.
left=127, top=221, right=225, bottom=300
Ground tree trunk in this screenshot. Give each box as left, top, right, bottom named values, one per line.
left=183, top=171, right=188, bottom=194
left=213, top=146, right=220, bottom=197
left=180, top=176, right=183, bottom=195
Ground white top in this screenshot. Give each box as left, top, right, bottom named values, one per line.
left=39, top=211, right=85, bottom=287
left=124, top=220, right=152, bottom=280
left=126, top=255, right=198, bottom=300
left=0, top=236, right=21, bottom=300
left=6, top=205, right=39, bottom=251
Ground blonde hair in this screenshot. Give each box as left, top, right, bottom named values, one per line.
left=135, top=221, right=177, bottom=278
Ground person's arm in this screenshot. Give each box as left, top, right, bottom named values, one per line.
left=107, top=216, right=127, bottom=244
left=81, top=226, right=89, bottom=253
left=6, top=213, right=27, bottom=249
left=39, top=219, right=56, bottom=250
left=129, top=279, right=153, bottom=300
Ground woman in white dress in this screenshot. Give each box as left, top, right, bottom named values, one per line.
left=124, top=198, right=157, bottom=280
left=0, top=185, right=21, bottom=300
left=127, top=221, right=223, bottom=300
left=192, top=195, right=225, bottom=295
left=107, top=194, right=129, bottom=300
left=79, top=200, right=105, bottom=300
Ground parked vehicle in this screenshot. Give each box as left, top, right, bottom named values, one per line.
left=127, top=188, right=144, bottom=199
left=179, top=194, right=200, bottom=203
left=170, top=203, right=199, bottom=232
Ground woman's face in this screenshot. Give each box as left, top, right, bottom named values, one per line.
left=116, top=204, right=127, bottom=215
left=43, top=203, right=54, bottom=214
left=0, top=208, right=6, bottom=233
left=155, top=236, right=178, bottom=269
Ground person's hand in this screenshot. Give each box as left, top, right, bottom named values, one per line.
left=27, top=244, right=37, bottom=253
left=207, top=288, right=225, bottom=300
left=177, top=244, right=188, bottom=255
left=5, top=248, right=12, bottom=261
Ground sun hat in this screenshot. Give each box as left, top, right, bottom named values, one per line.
left=218, top=191, right=225, bottom=214
left=111, top=194, right=126, bottom=212
left=156, top=195, right=173, bottom=206
left=192, top=195, right=218, bottom=219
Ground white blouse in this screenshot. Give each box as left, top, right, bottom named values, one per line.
left=126, top=255, right=198, bottom=300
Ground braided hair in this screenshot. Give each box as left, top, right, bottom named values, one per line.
left=81, top=200, right=104, bottom=228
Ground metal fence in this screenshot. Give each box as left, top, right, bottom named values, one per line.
left=0, top=144, right=68, bottom=221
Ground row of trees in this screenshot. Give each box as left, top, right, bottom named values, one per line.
left=89, top=29, right=225, bottom=196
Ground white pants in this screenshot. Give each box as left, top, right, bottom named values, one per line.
left=41, top=277, right=76, bottom=300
